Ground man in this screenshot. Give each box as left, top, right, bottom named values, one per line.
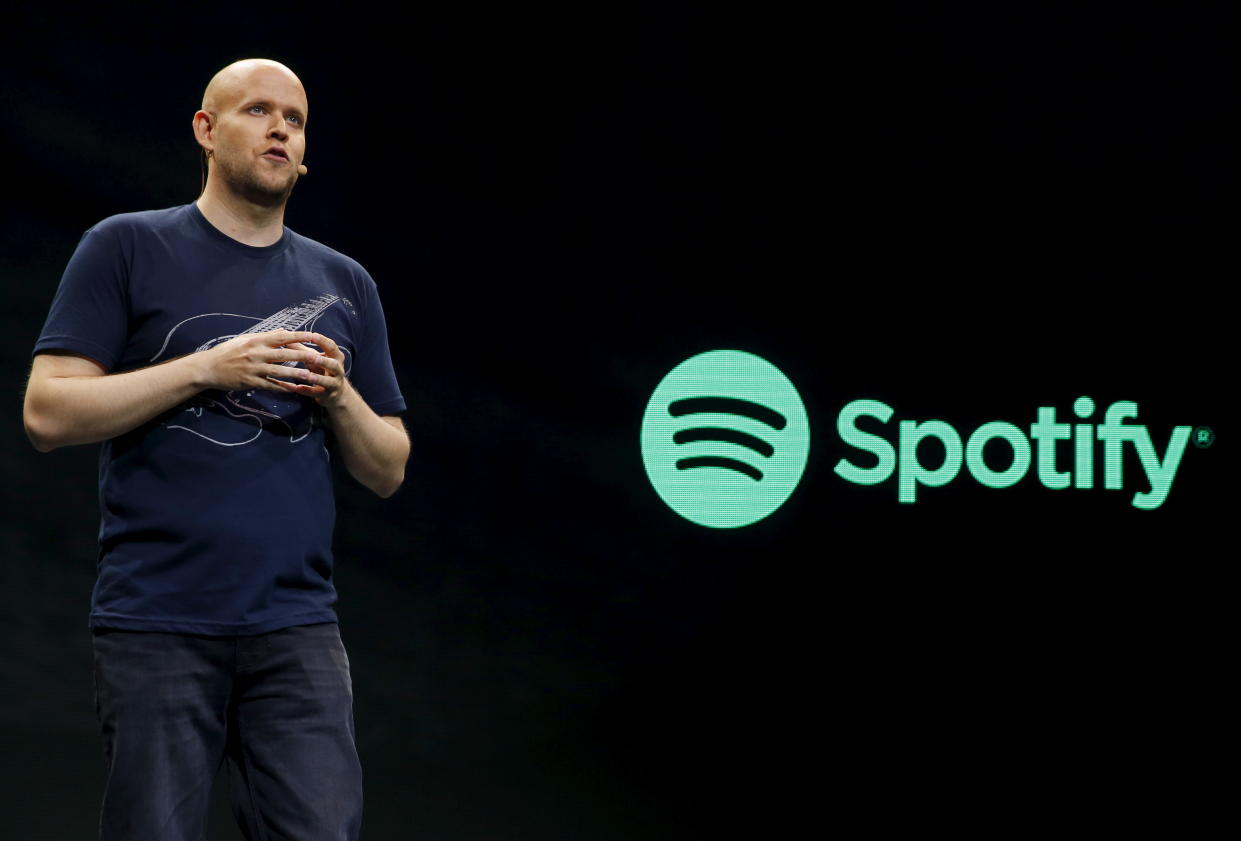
left=23, top=58, right=407, bottom=840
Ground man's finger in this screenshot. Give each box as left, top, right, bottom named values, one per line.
left=265, top=376, right=326, bottom=396
left=266, top=330, right=319, bottom=347
left=263, top=363, right=316, bottom=381
left=308, top=332, right=341, bottom=356
left=265, top=347, right=320, bottom=365
left=315, top=357, right=341, bottom=377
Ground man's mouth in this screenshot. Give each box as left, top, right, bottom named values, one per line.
left=262, top=147, right=289, bottom=163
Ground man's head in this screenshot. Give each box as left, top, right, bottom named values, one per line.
left=194, top=59, right=308, bottom=207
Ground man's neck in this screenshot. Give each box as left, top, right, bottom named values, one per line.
left=195, top=185, right=287, bottom=247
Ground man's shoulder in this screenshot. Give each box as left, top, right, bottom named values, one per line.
left=85, top=204, right=193, bottom=239
left=90, top=204, right=189, bottom=231
left=285, top=227, right=372, bottom=279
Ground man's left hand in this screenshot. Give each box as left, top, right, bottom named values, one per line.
left=266, top=332, right=350, bottom=409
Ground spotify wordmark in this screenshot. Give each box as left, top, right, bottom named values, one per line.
left=835, top=396, right=1192, bottom=510
left=642, top=350, right=1202, bottom=527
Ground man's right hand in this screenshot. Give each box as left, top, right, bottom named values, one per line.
left=193, top=330, right=326, bottom=393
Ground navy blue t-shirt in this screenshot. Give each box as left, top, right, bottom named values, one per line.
left=33, top=202, right=406, bottom=635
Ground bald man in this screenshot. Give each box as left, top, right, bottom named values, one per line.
left=24, top=59, right=405, bottom=840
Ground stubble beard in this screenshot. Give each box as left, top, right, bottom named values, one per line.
left=214, top=150, right=295, bottom=208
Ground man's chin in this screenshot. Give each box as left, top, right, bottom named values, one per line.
left=234, top=176, right=295, bottom=208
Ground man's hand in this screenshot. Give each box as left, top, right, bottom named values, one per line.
left=261, top=332, right=350, bottom=408
left=194, top=330, right=326, bottom=393
left=239, top=330, right=409, bottom=497
left=213, top=329, right=408, bottom=497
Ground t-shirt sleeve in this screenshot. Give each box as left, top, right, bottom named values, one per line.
left=33, top=224, right=129, bottom=371
left=350, top=271, right=406, bottom=416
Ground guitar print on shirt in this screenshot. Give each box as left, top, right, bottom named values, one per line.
left=150, top=293, right=355, bottom=446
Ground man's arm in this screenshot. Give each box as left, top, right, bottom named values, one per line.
left=266, top=332, right=409, bottom=498
left=326, top=395, right=409, bottom=499
left=25, top=352, right=202, bottom=452
left=23, top=330, right=330, bottom=453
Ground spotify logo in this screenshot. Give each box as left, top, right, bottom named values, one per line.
left=641, top=352, right=1206, bottom=522
left=641, top=350, right=811, bottom=528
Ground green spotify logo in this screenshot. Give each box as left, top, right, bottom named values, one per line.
left=641, top=350, right=811, bottom=528
left=642, top=351, right=1205, bottom=525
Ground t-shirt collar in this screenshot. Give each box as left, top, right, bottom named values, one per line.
left=186, top=201, right=291, bottom=258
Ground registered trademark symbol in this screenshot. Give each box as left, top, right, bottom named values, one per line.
left=1193, top=426, right=1215, bottom=449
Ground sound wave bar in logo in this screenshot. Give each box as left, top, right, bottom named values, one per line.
left=669, top=397, right=787, bottom=481
left=641, top=350, right=810, bottom=528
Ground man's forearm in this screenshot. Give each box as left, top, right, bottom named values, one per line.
left=324, top=381, right=409, bottom=498
left=24, top=354, right=208, bottom=452
left=26, top=330, right=335, bottom=453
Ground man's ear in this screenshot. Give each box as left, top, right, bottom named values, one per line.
left=192, top=110, right=216, bottom=153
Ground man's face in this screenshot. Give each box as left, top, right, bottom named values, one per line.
left=206, top=65, right=308, bottom=207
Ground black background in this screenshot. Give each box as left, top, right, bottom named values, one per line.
left=0, top=4, right=1229, bottom=838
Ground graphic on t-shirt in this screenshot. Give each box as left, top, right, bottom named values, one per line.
left=151, top=293, right=354, bottom=446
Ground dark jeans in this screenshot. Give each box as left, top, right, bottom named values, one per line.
left=91, top=621, right=363, bottom=841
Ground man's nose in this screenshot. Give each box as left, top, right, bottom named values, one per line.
left=267, top=120, right=289, bottom=140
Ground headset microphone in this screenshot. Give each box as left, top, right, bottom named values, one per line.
left=297, top=163, right=308, bottom=176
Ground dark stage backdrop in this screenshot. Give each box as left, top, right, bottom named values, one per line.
left=0, top=5, right=1230, bottom=839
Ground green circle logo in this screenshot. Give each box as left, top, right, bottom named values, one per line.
left=641, top=350, right=810, bottom=528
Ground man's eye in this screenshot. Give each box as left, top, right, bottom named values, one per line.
left=287, top=115, right=301, bottom=125
left=250, top=105, right=266, bottom=114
